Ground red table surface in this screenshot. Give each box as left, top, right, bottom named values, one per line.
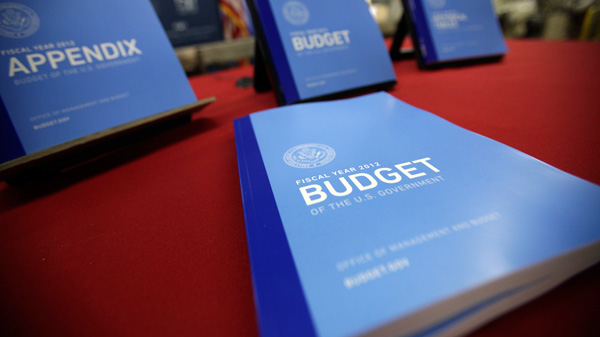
left=1, top=39, right=599, bottom=337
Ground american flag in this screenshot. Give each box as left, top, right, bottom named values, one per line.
left=219, top=0, right=254, bottom=39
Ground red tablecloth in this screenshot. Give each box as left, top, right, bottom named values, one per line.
left=1, top=39, right=599, bottom=337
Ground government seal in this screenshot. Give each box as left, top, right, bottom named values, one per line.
left=0, top=3, right=40, bottom=38
left=282, top=1, right=309, bottom=26
left=284, top=143, right=335, bottom=169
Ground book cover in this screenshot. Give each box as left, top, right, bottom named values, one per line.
left=247, top=0, right=396, bottom=105
left=404, top=0, right=507, bottom=65
left=234, top=92, right=600, bottom=337
left=0, top=0, right=198, bottom=165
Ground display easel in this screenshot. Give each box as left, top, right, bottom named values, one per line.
left=389, top=12, right=416, bottom=61
left=0, top=97, right=214, bottom=184
left=253, top=42, right=273, bottom=93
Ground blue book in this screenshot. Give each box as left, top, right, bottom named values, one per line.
left=234, top=92, right=600, bottom=337
left=0, top=0, right=204, bottom=175
left=150, top=0, right=224, bottom=48
left=246, top=0, right=396, bottom=105
left=403, top=0, right=507, bottom=67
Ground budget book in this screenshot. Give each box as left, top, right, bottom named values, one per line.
left=247, top=0, right=396, bottom=105
left=234, top=92, right=600, bottom=337
left=401, top=0, right=507, bottom=68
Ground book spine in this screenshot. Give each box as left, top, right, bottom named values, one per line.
left=0, top=96, right=26, bottom=165
left=248, top=0, right=299, bottom=104
left=233, top=116, right=316, bottom=337
left=407, top=0, right=437, bottom=64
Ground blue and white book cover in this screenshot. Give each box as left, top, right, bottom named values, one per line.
left=249, top=0, right=396, bottom=104
left=234, top=93, right=600, bottom=337
left=407, top=0, right=507, bottom=64
left=0, top=0, right=198, bottom=164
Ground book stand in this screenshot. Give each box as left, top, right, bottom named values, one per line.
left=389, top=12, right=415, bottom=61
left=0, top=97, right=214, bottom=184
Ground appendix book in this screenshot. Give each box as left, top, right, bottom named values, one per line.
left=247, top=0, right=396, bottom=105
left=234, top=92, right=600, bottom=337
left=0, top=0, right=205, bottom=176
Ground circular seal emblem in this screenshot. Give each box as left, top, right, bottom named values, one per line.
left=282, top=1, right=309, bottom=26
left=0, top=3, right=40, bottom=39
left=283, top=143, right=335, bottom=169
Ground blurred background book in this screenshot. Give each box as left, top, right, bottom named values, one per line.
left=151, top=0, right=600, bottom=74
